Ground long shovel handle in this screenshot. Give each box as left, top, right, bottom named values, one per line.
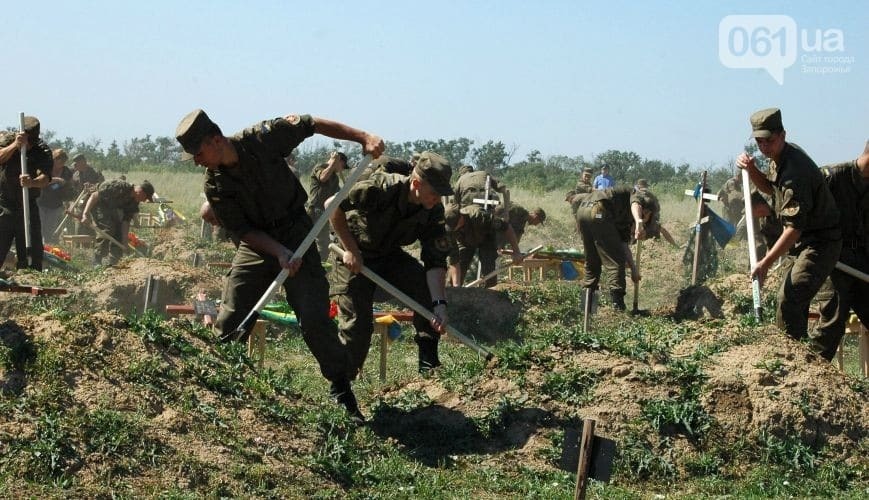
left=740, top=168, right=762, bottom=320
left=19, top=113, right=32, bottom=266
left=632, top=239, right=642, bottom=312
left=231, top=156, right=371, bottom=340
left=836, top=261, right=869, bottom=284
left=65, top=210, right=143, bottom=256
left=583, top=287, right=591, bottom=334
left=330, top=243, right=494, bottom=361
left=54, top=189, right=89, bottom=236
left=464, top=244, right=544, bottom=287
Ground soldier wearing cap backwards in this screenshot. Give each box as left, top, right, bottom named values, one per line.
left=445, top=203, right=524, bottom=287
left=574, top=186, right=653, bottom=310
left=81, top=179, right=155, bottom=266
left=0, top=116, right=53, bottom=271
left=175, top=109, right=383, bottom=422
left=306, top=151, right=348, bottom=261
left=328, top=151, right=454, bottom=377
left=811, top=141, right=869, bottom=361
left=736, top=108, right=841, bottom=343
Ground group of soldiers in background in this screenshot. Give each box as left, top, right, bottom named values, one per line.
left=0, top=116, right=156, bottom=272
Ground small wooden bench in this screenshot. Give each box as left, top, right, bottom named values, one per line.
left=508, top=258, right=562, bottom=282
left=61, top=234, right=95, bottom=249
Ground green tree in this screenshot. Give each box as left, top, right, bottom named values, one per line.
left=471, top=140, right=513, bottom=173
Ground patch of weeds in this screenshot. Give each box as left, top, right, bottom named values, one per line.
left=684, top=450, right=725, bottom=477
left=308, top=405, right=365, bottom=487
left=757, top=430, right=818, bottom=472
left=25, top=412, right=78, bottom=483
left=754, top=358, right=786, bottom=377
left=541, top=367, right=599, bottom=405
left=473, top=396, right=520, bottom=439
left=128, top=310, right=198, bottom=356
left=182, top=343, right=251, bottom=397
left=381, top=388, right=432, bottom=412
left=846, top=376, right=868, bottom=395
left=615, top=427, right=677, bottom=481
left=496, top=340, right=551, bottom=372
left=641, top=397, right=712, bottom=440
left=125, top=355, right=176, bottom=391
left=82, top=409, right=164, bottom=474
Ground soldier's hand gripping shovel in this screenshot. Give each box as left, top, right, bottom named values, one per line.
left=330, top=243, right=495, bottom=361
left=631, top=239, right=650, bottom=316
left=229, top=156, right=371, bottom=341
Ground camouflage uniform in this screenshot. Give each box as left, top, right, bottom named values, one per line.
left=0, top=131, right=52, bottom=270
left=201, top=114, right=352, bottom=384
left=306, top=161, right=341, bottom=261
left=765, top=143, right=841, bottom=342
left=575, top=187, right=649, bottom=309
left=812, top=160, right=869, bottom=360
left=331, top=171, right=451, bottom=376
left=449, top=204, right=511, bottom=287
left=71, top=165, right=105, bottom=194
left=717, top=176, right=744, bottom=224
left=91, top=180, right=140, bottom=265
left=453, top=170, right=504, bottom=208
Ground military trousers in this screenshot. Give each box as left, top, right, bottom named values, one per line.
left=216, top=238, right=352, bottom=384
left=577, top=204, right=626, bottom=299
left=93, top=214, right=126, bottom=265
left=813, top=247, right=869, bottom=360
left=455, top=234, right=499, bottom=287
left=331, top=249, right=439, bottom=378
left=776, top=238, right=841, bottom=342
left=0, top=202, right=44, bottom=270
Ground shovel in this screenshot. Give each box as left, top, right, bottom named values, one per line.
left=330, top=243, right=494, bottom=361
left=631, top=239, right=650, bottom=316
left=19, top=113, right=32, bottom=267
left=229, top=156, right=371, bottom=341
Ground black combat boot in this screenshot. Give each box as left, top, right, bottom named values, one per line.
left=611, top=291, right=627, bottom=311
left=330, top=379, right=365, bottom=424
left=416, top=337, right=441, bottom=374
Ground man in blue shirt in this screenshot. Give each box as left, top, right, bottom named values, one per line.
left=593, top=166, right=615, bottom=190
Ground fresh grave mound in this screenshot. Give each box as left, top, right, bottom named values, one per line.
left=85, top=258, right=223, bottom=316
left=446, top=286, right=522, bottom=344
left=704, top=329, right=868, bottom=456
left=674, top=285, right=724, bottom=320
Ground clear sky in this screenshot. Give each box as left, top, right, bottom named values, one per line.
left=4, top=0, right=867, bottom=168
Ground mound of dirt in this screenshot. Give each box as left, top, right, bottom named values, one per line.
left=446, top=286, right=522, bottom=343
left=86, top=259, right=223, bottom=316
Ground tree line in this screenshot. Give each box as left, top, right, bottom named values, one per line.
left=9, top=128, right=740, bottom=195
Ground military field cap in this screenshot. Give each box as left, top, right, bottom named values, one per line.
left=750, top=108, right=783, bottom=138
left=72, top=153, right=86, bottom=162
left=414, top=151, right=454, bottom=196
left=176, top=109, right=219, bottom=155
left=52, top=149, right=68, bottom=162
left=140, top=180, right=155, bottom=202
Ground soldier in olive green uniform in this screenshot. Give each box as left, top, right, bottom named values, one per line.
left=812, top=142, right=869, bottom=360
left=736, top=108, right=841, bottom=342
left=306, top=152, right=347, bottom=261
left=0, top=117, right=53, bottom=271
left=566, top=168, right=594, bottom=233
left=452, top=169, right=505, bottom=208
left=575, top=187, right=651, bottom=310
left=81, top=179, right=154, bottom=266
left=494, top=203, right=545, bottom=247
left=717, top=174, right=745, bottom=225
left=445, top=203, right=523, bottom=287
left=330, top=152, right=453, bottom=376
left=175, top=109, right=384, bottom=422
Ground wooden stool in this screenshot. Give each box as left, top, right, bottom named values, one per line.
left=508, top=258, right=560, bottom=282
left=372, top=311, right=414, bottom=383
left=247, top=320, right=267, bottom=370
left=61, top=234, right=94, bottom=249
left=137, top=213, right=156, bottom=226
